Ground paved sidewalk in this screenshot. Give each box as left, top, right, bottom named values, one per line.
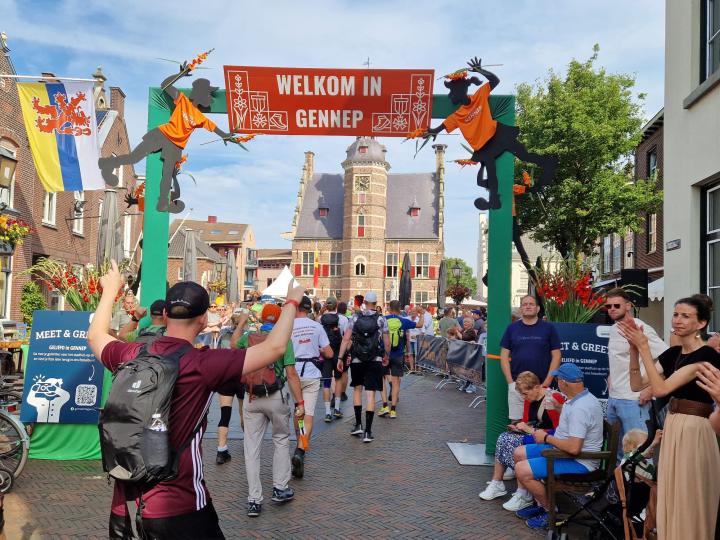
left=6, top=374, right=543, bottom=539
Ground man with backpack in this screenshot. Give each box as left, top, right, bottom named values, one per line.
left=319, top=296, right=349, bottom=422
left=380, top=301, right=424, bottom=418
left=87, top=261, right=304, bottom=539
left=233, top=303, right=304, bottom=517
left=337, top=291, right=390, bottom=443
left=289, top=296, right=335, bottom=478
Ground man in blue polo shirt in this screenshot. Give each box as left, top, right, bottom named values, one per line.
left=511, top=363, right=604, bottom=530
left=500, top=295, right=561, bottom=421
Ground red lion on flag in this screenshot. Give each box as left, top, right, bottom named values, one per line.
left=32, top=91, right=91, bottom=136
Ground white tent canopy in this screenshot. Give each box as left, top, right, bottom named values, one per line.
left=648, top=277, right=664, bottom=301
left=261, top=266, right=300, bottom=297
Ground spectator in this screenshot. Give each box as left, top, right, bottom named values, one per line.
left=118, top=299, right=166, bottom=343
left=621, top=294, right=720, bottom=540
left=460, top=317, right=478, bottom=342
left=500, top=295, right=561, bottom=421
left=198, top=303, right=222, bottom=348
left=110, top=290, right=137, bottom=338
left=439, top=307, right=462, bottom=339
left=512, top=363, right=604, bottom=530
left=88, top=261, right=303, bottom=538
left=479, top=371, right=565, bottom=504
left=471, top=310, right=486, bottom=333
left=605, top=287, right=667, bottom=460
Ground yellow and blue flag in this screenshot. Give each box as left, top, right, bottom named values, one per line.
left=17, top=82, right=103, bottom=192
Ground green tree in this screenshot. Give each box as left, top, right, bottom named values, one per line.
left=20, top=280, right=47, bottom=327
left=444, top=257, right=476, bottom=296
left=514, top=45, right=663, bottom=258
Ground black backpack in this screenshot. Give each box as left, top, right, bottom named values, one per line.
left=98, top=343, right=197, bottom=486
left=320, top=313, right=343, bottom=358
left=351, top=312, right=383, bottom=362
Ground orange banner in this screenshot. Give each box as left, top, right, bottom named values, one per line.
left=223, top=66, right=434, bottom=136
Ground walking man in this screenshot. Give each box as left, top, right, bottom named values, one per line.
left=605, top=288, right=666, bottom=459
left=337, top=291, right=390, bottom=442
left=319, top=297, right=349, bottom=420
left=500, top=295, right=561, bottom=422
left=289, top=296, right=334, bottom=478
left=233, top=303, right=304, bottom=517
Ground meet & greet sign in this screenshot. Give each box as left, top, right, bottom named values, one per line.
left=223, top=66, right=434, bottom=136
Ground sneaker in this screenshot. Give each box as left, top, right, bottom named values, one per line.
left=363, top=430, right=374, bottom=443
left=271, top=486, right=295, bottom=503
left=377, top=406, right=390, bottom=417
left=516, top=504, right=545, bottom=520
left=216, top=450, right=231, bottom=465
left=324, top=413, right=333, bottom=423
left=350, top=423, right=364, bottom=436
left=291, top=450, right=304, bottom=479
left=340, top=392, right=348, bottom=402
left=525, top=509, right=549, bottom=530
left=389, top=410, right=397, bottom=419
left=247, top=501, right=262, bottom=517
left=502, top=491, right=534, bottom=512
left=333, top=408, right=343, bottom=418
left=478, top=481, right=507, bottom=500
left=502, top=468, right=516, bottom=480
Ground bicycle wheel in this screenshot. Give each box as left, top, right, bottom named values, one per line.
left=0, top=411, right=28, bottom=479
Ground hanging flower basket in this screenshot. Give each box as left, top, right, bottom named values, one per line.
left=208, top=279, right=227, bottom=293
left=0, top=214, right=31, bottom=249
left=447, top=283, right=472, bottom=306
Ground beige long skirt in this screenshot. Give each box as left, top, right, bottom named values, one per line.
left=657, top=412, right=720, bottom=540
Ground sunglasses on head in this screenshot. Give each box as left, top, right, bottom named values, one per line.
left=605, top=303, right=623, bottom=310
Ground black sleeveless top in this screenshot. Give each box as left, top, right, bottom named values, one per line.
left=658, top=345, right=720, bottom=403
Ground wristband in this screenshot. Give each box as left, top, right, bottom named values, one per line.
left=296, top=401, right=304, bottom=406
left=544, top=433, right=550, bottom=444
left=131, top=315, right=140, bottom=323
left=285, top=299, right=300, bottom=310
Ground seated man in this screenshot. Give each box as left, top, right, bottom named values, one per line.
left=511, top=363, right=604, bottom=531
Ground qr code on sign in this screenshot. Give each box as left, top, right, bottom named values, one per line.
left=75, top=384, right=97, bottom=406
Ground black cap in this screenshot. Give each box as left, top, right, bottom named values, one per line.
left=150, top=299, right=166, bottom=316
left=165, top=282, right=210, bottom=319
left=299, top=295, right=312, bottom=311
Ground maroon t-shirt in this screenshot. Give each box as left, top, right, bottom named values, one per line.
left=102, top=336, right=246, bottom=519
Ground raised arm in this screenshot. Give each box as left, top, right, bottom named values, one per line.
left=160, top=73, right=181, bottom=101
left=88, top=260, right=124, bottom=360
left=467, top=56, right=499, bottom=90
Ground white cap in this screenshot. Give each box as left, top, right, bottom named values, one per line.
left=365, top=291, right=378, bottom=303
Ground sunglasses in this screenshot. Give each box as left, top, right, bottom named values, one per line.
left=605, top=303, right=623, bottom=310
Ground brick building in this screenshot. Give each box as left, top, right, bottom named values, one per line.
left=287, top=137, right=445, bottom=305
left=258, top=248, right=291, bottom=290
left=0, top=34, right=141, bottom=320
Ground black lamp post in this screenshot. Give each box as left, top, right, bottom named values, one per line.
left=452, top=262, right=462, bottom=315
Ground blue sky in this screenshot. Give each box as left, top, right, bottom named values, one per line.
left=1, top=0, right=664, bottom=271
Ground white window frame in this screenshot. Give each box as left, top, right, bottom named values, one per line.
left=706, top=237, right=720, bottom=331
left=123, top=214, right=132, bottom=259
left=647, top=213, right=657, bottom=254
left=329, top=252, right=342, bottom=276
left=72, top=191, right=85, bottom=235
left=0, top=141, right=17, bottom=210
left=354, top=256, right=366, bottom=276
left=386, top=252, right=398, bottom=278
left=43, top=192, right=57, bottom=225
left=603, top=235, right=612, bottom=274
left=301, top=251, right=314, bottom=276
left=707, top=0, right=720, bottom=78
left=612, top=234, right=622, bottom=272
left=708, top=184, right=720, bottom=234
left=415, top=252, right=429, bottom=278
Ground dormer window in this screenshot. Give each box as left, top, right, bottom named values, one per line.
left=358, top=145, right=368, bottom=154
left=409, top=197, right=420, bottom=217
left=318, top=196, right=329, bottom=218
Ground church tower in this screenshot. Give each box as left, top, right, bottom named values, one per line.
left=341, top=137, right=389, bottom=299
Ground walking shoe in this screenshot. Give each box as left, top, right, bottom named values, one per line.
left=333, top=408, right=343, bottom=418
left=478, top=481, right=507, bottom=500
left=340, top=392, right=348, bottom=401
left=291, top=450, right=304, bottom=479
left=215, top=450, right=231, bottom=465
left=515, top=504, right=545, bottom=520
left=362, top=430, right=374, bottom=443
left=525, top=509, right=549, bottom=530
left=350, top=423, right=364, bottom=436
left=377, top=406, right=390, bottom=417
left=502, top=491, right=534, bottom=512
left=247, top=501, right=262, bottom=517
left=271, top=487, right=295, bottom=503
left=389, top=410, right=397, bottom=419
left=502, top=468, right=516, bottom=480
left=324, top=413, right=333, bottom=423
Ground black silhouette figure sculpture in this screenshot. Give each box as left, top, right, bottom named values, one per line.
left=425, top=57, right=557, bottom=210
left=98, top=67, right=237, bottom=213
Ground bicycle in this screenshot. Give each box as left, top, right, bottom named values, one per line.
left=0, top=386, right=29, bottom=492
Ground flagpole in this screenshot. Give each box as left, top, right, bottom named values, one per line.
left=0, top=73, right=101, bottom=82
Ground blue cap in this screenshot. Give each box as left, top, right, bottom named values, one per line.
left=551, top=363, right=584, bottom=382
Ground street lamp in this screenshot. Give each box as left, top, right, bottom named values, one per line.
left=452, top=262, right=462, bottom=316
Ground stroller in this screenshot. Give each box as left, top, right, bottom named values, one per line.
left=548, top=404, right=662, bottom=540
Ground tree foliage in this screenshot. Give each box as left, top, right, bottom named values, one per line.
left=444, top=257, right=476, bottom=296
left=514, top=45, right=663, bottom=258
left=20, top=281, right=47, bottom=327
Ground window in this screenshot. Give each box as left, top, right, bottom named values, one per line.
left=355, top=257, right=366, bottom=276
left=123, top=214, right=132, bottom=259
left=71, top=191, right=85, bottom=235
left=703, top=0, right=720, bottom=81
left=228, top=230, right=239, bottom=235
left=415, top=252, right=429, bottom=278
left=329, top=252, right=342, bottom=276
left=612, top=234, right=622, bottom=272
left=319, top=208, right=328, bottom=218
left=301, top=251, right=315, bottom=276
left=386, top=252, right=398, bottom=278
left=415, top=291, right=430, bottom=304
left=0, top=142, right=16, bottom=209
left=42, top=192, right=56, bottom=225
left=385, top=290, right=393, bottom=303
left=647, top=148, right=657, bottom=179
left=603, top=235, right=612, bottom=274
left=646, top=213, right=657, bottom=253
left=410, top=207, right=420, bottom=217
left=357, top=213, right=365, bottom=237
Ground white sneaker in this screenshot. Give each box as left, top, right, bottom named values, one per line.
left=502, top=468, right=516, bottom=480
left=502, top=491, right=534, bottom=511
left=478, top=481, right=507, bottom=500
